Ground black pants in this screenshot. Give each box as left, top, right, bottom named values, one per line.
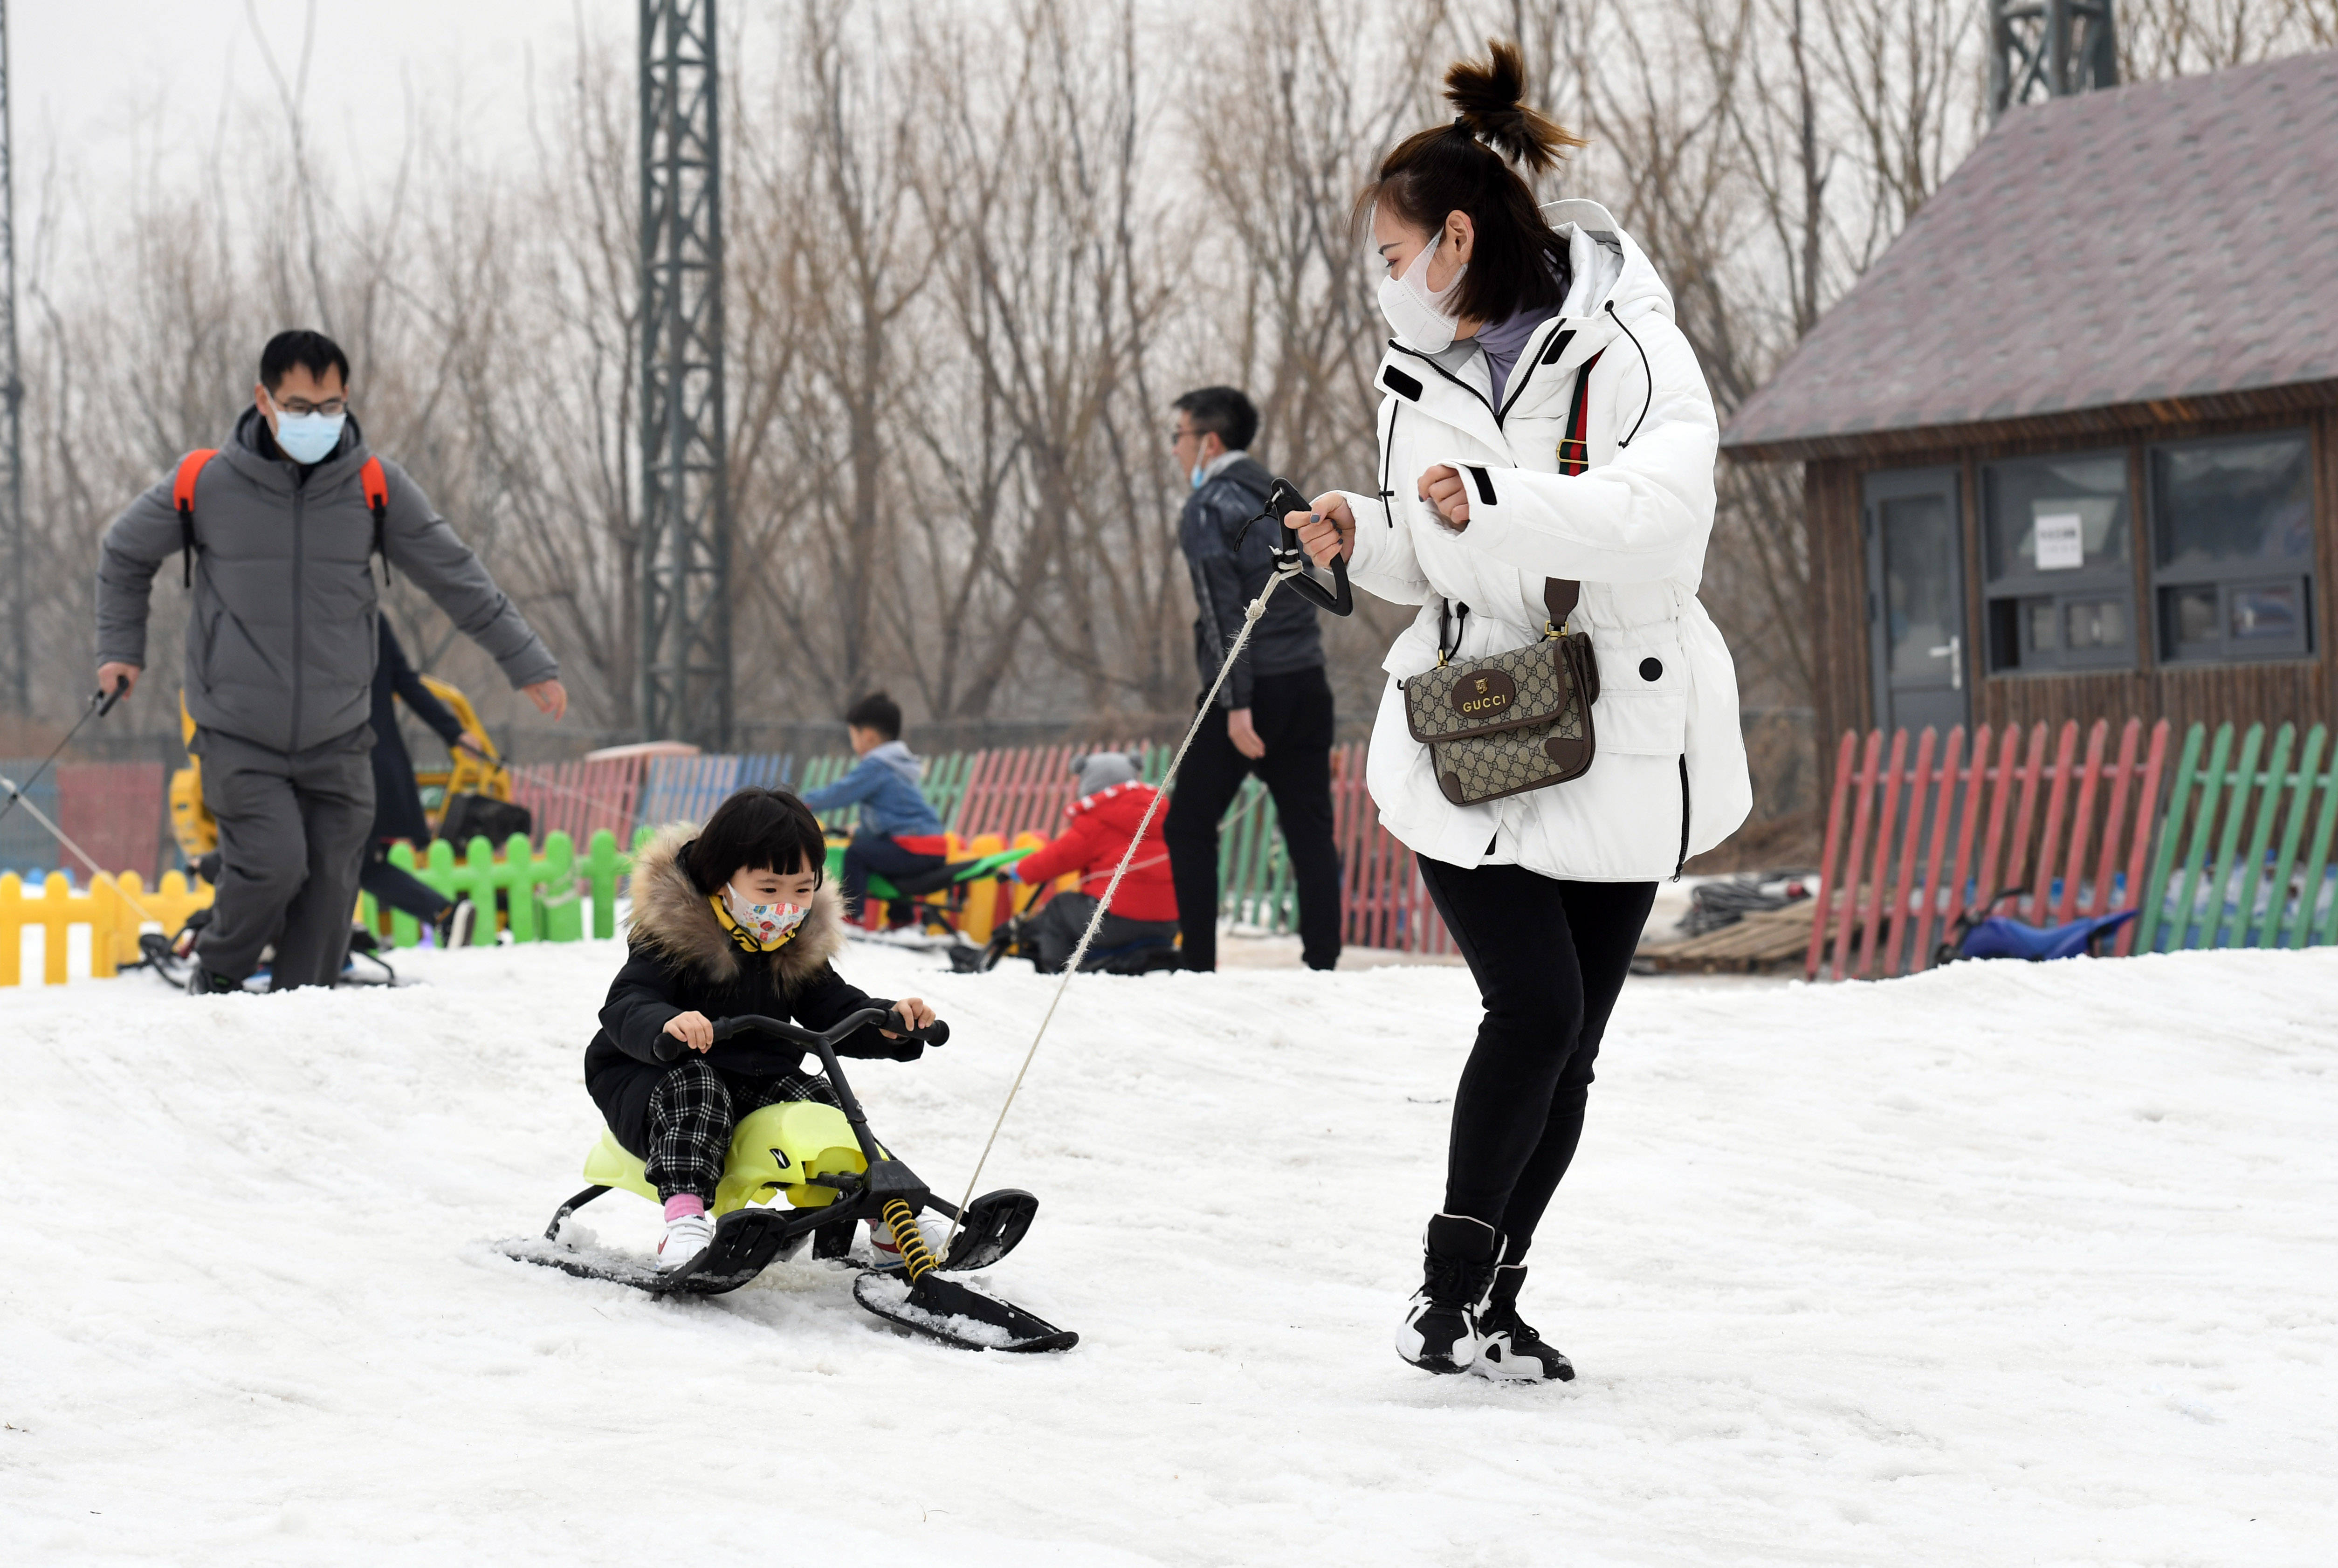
left=644, top=1057, right=840, bottom=1204
left=1163, top=666, right=1342, bottom=971
left=193, top=723, right=376, bottom=989
left=1025, top=893, right=1180, bottom=972
left=359, top=841, right=453, bottom=926
left=1417, top=856, right=1654, bottom=1262
left=839, top=828, right=947, bottom=918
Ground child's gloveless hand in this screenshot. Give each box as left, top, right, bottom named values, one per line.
left=881, top=998, right=936, bottom=1038
left=663, top=1011, right=715, bottom=1052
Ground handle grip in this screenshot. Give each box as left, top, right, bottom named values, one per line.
left=1258, top=477, right=1354, bottom=618
left=96, top=679, right=128, bottom=717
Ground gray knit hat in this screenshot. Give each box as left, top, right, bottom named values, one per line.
left=1072, top=751, right=1141, bottom=799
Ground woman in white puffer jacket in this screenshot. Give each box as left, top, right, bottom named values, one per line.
left=1292, top=42, right=1750, bottom=1382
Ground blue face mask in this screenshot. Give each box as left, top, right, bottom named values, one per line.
left=1190, top=460, right=1209, bottom=490
left=274, top=409, right=346, bottom=465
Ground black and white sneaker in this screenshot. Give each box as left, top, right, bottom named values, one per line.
left=434, top=897, right=477, bottom=949
left=1472, top=1263, right=1575, bottom=1382
left=1395, top=1213, right=1498, bottom=1374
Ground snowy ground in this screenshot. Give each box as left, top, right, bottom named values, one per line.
left=3, top=937, right=2332, bottom=1565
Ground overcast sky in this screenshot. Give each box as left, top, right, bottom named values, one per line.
left=14, top=0, right=633, bottom=198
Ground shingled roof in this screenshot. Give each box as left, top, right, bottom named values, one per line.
left=1721, top=51, right=2338, bottom=462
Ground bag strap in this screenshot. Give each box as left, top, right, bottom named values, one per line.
left=360, top=456, right=392, bottom=585
left=1436, top=600, right=1472, bottom=665
left=1541, top=352, right=1603, bottom=633
left=172, top=448, right=220, bottom=589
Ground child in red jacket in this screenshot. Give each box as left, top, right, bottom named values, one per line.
left=1008, top=753, right=1181, bottom=971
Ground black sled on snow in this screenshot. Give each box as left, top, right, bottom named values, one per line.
left=498, top=1007, right=1075, bottom=1355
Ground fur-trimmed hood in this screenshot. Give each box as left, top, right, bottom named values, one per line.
left=624, top=822, right=848, bottom=991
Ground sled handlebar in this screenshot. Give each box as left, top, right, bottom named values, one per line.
left=710, top=1008, right=949, bottom=1051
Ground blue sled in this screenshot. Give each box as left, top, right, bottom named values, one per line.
left=1953, top=906, right=2138, bottom=963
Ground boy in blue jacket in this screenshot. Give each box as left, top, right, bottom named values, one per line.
left=800, top=691, right=948, bottom=920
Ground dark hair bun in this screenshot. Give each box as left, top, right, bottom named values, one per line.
left=1444, top=40, right=1579, bottom=175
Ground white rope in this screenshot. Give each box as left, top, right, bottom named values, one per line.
left=0, top=773, right=161, bottom=923
left=945, top=573, right=1288, bottom=1249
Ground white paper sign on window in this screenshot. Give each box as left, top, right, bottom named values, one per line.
left=2035, top=512, right=2085, bottom=571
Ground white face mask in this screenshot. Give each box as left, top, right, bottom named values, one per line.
left=1377, top=232, right=1467, bottom=353
left=722, top=882, right=809, bottom=948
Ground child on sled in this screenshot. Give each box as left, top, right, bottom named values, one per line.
left=584, top=786, right=939, bottom=1273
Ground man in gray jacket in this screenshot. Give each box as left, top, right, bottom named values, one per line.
left=95, top=330, right=565, bottom=992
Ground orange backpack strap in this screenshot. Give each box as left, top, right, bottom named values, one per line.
left=359, top=456, right=391, bottom=584
left=172, top=449, right=219, bottom=588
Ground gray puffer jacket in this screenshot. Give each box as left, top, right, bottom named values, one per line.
left=96, top=407, right=558, bottom=754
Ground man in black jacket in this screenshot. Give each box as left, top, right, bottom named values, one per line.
left=1163, top=386, right=1341, bottom=972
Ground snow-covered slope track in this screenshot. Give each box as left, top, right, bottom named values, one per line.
left=4, top=942, right=2332, bottom=1564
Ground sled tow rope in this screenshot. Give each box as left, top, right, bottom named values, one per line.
left=945, top=571, right=1289, bottom=1251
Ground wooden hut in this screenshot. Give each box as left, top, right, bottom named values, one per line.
left=1721, top=52, right=2338, bottom=755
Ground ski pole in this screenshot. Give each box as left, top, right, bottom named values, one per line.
left=944, top=571, right=1290, bottom=1253
left=0, top=679, right=129, bottom=833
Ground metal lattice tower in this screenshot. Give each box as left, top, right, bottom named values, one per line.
left=1990, top=0, right=2119, bottom=120
left=0, top=0, right=25, bottom=716
left=639, top=0, right=731, bottom=747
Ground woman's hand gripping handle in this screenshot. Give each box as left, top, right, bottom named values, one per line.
left=1289, top=493, right=1355, bottom=568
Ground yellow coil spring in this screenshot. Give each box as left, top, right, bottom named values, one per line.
left=882, top=1198, right=940, bottom=1283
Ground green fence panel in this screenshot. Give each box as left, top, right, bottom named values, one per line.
left=2133, top=722, right=2204, bottom=954
left=2147, top=723, right=2226, bottom=953
left=2133, top=720, right=2338, bottom=956
left=2199, top=723, right=2263, bottom=951
left=536, top=832, right=583, bottom=942
left=2310, top=782, right=2338, bottom=947
left=2226, top=724, right=2291, bottom=948
left=581, top=829, right=629, bottom=939
left=2262, top=726, right=2325, bottom=948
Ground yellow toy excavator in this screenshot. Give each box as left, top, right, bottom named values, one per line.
left=169, top=675, right=513, bottom=861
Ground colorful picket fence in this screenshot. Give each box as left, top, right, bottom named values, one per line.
left=1808, top=716, right=2338, bottom=981
left=1810, top=719, right=2168, bottom=981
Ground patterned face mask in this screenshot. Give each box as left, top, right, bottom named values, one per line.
left=721, top=883, right=810, bottom=949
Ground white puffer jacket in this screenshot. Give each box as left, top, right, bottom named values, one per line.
left=1334, top=200, right=1751, bottom=882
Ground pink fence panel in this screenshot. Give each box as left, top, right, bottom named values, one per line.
left=57, top=762, right=166, bottom=883
left=1328, top=741, right=1454, bottom=956
left=509, top=756, right=647, bottom=847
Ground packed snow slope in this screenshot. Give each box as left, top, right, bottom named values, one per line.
left=3, top=939, right=2333, bottom=1567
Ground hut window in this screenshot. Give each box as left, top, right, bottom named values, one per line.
left=1980, top=451, right=2135, bottom=673
left=2150, top=431, right=2314, bottom=663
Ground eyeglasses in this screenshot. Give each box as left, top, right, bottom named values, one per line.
left=272, top=395, right=349, bottom=417
left=1169, top=424, right=1201, bottom=451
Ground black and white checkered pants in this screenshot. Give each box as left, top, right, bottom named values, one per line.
left=644, top=1057, right=842, bottom=1204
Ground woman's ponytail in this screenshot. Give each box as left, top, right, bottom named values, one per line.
left=1442, top=41, right=1583, bottom=176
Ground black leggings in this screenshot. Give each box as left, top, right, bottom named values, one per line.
left=1417, top=856, right=1654, bottom=1262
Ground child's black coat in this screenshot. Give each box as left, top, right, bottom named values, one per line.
left=584, top=825, right=916, bottom=1157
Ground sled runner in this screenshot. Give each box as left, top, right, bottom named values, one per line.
left=501, top=1006, right=1075, bottom=1355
